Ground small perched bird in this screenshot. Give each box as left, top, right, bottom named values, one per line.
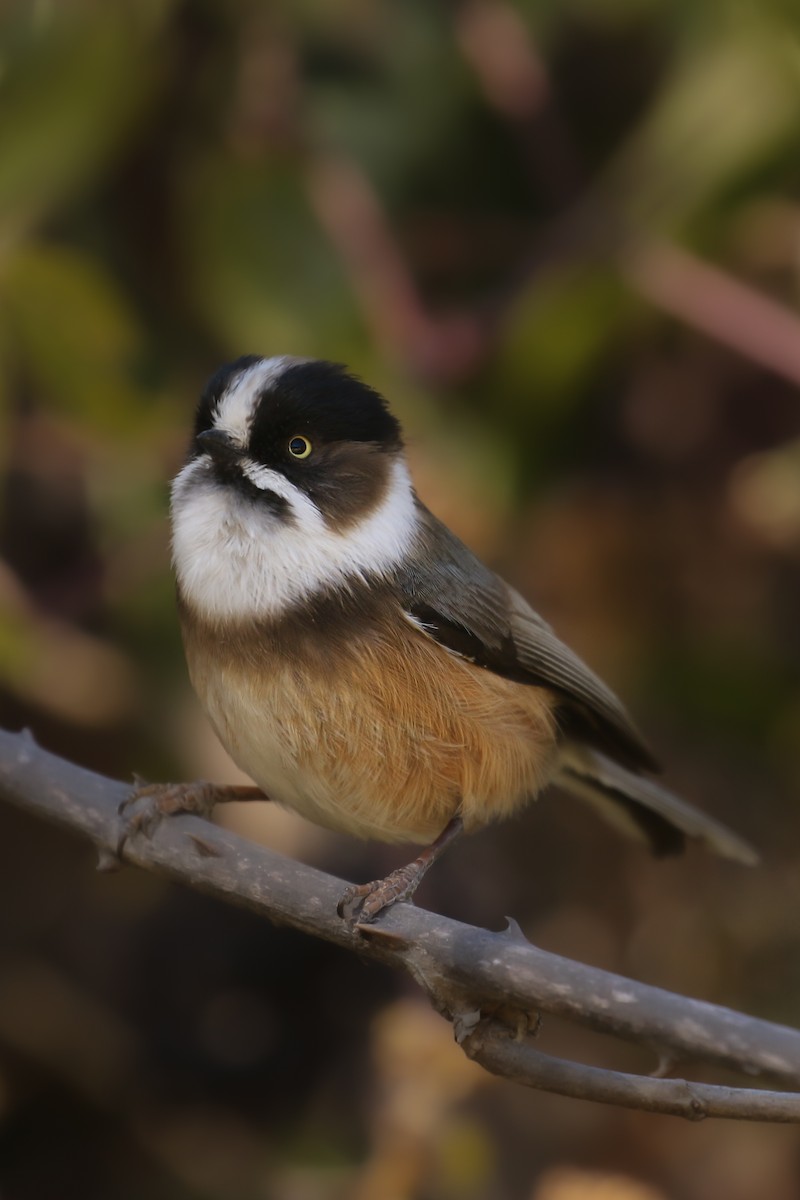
left=161, top=354, right=755, bottom=922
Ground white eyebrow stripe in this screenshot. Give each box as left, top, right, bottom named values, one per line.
left=213, top=356, right=298, bottom=444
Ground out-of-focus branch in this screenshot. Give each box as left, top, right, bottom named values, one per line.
left=454, top=0, right=583, bottom=205
left=1, top=726, right=799, bottom=1122
left=305, top=154, right=486, bottom=379
left=311, top=2, right=800, bottom=394
left=624, top=240, right=800, bottom=388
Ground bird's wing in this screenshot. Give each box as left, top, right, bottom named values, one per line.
left=396, top=503, right=658, bottom=773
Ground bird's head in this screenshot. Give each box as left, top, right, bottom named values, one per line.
left=171, top=356, right=418, bottom=622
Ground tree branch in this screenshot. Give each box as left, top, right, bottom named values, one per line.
left=1, top=726, right=799, bottom=1122
left=460, top=1024, right=800, bottom=1122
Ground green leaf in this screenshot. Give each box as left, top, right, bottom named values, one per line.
left=1, top=244, right=156, bottom=434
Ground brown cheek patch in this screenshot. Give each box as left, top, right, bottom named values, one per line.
left=302, top=443, right=390, bottom=530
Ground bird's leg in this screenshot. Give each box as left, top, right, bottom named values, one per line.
left=338, top=814, right=464, bottom=925
left=117, top=780, right=268, bottom=854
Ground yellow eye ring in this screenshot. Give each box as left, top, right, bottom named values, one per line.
left=288, top=435, right=312, bottom=459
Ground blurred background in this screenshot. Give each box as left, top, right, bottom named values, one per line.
left=2, top=0, right=800, bottom=1196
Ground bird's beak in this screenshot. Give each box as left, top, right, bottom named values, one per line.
left=196, top=428, right=244, bottom=465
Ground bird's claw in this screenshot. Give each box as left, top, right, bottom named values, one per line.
left=116, top=780, right=220, bottom=857
left=337, top=863, right=420, bottom=925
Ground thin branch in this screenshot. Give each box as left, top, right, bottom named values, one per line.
left=461, top=1022, right=800, bottom=1122
left=1, top=726, right=799, bottom=1122
left=305, top=154, right=486, bottom=380
left=454, top=0, right=584, bottom=206
left=624, top=240, right=800, bottom=389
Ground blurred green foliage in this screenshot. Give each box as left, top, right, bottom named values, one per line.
left=2, top=1, right=800, bottom=1197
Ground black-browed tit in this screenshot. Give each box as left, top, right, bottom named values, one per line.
left=164, top=354, right=756, bottom=922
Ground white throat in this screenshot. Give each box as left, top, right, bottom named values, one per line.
left=171, top=456, right=418, bottom=621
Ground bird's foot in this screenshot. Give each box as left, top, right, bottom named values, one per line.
left=338, top=861, right=424, bottom=925
left=116, top=780, right=265, bottom=856
left=116, top=780, right=218, bottom=853
left=338, top=814, right=464, bottom=926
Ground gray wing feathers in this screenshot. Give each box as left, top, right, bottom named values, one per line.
left=504, top=585, right=658, bottom=770
left=400, top=504, right=657, bottom=770
left=397, top=503, right=757, bottom=865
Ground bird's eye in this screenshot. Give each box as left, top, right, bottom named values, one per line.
left=288, top=435, right=312, bottom=459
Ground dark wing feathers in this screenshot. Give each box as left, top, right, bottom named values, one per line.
left=397, top=504, right=658, bottom=774
left=392, top=502, right=757, bottom=865
left=504, top=586, right=660, bottom=772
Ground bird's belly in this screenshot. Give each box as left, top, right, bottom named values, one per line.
left=183, top=619, right=560, bottom=844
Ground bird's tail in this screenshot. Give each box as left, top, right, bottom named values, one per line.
left=555, top=744, right=758, bottom=865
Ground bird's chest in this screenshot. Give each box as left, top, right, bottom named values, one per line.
left=179, top=608, right=559, bottom=842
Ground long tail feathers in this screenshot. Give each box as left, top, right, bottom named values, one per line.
left=556, top=745, right=758, bottom=866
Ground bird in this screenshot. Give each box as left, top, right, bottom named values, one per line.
left=146, top=354, right=756, bottom=924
